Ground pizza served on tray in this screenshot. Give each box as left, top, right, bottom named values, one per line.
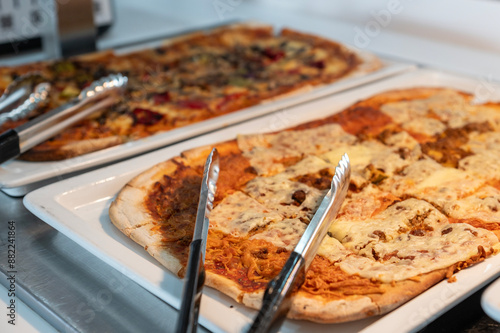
left=0, top=24, right=380, bottom=162
left=109, top=87, right=500, bottom=323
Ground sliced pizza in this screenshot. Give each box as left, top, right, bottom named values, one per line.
left=0, top=25, right=381, bottom=161
left=110, top=87, right=500, bottom=323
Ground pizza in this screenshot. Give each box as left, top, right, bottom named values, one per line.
left=109, top=87, right=500, bottom=323
left=0, top=24, right=380, bottom=162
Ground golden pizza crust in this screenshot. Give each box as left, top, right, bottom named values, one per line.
left=20, top=136, right=124, bottom=161
left=109, top=157, right=188, bottom=276
left=203, top=258, right=447, bottom=323
left=288, top=270, right=446, bottom=323
left=352, top=87, right=473, bottom=109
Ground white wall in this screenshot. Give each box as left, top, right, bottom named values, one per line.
left=103, top=0, right=500, bottom=55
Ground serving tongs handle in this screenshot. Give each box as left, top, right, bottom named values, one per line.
left=248, top=252, right=306, bottom=333
left=176, top=239, right=206, bottom=333
left=175, top=148, right=219, bottom=333
left=0, top=130, right=20, bottom=164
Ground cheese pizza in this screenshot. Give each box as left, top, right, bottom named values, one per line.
left=109, top=87, right=500, bottom=323
left=0, top=24, right=380, bottom=161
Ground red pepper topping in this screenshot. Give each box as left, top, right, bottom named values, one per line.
left=309, top=60, right=326, bottom=69
left=132, top=108, right=163, bottom=125
left=153, top=91, right=171, bottom=105
left=262, top=48, right=285, bottom=61
left=177, top=100, right=208, bottom=109
left=216, top=92, right=245, bottom=110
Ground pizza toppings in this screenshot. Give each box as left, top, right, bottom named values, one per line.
left=250, top=218, right=307, bottom=251
left=177, top=99, right=208, bottom=110
left=331, top=198, right=498, bottom=282
left=132, top=108, right=164, bottom=125
left=206, top=230, right=289, bottom=291
left=209, top=191, right=282, bottom=236
left=245, top=176, right=324, bottom=221
left=238, top=123, right=356, bottom=175
left=262, top=47, right=285, bottom=62
left=110, top=87, right=500, bottom=324
left=152, top=91, right=171, bottom=105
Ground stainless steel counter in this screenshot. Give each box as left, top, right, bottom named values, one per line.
left=0, top=191, right=209, bottom=332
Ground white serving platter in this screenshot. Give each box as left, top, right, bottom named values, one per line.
left=24, top=69, right=500, bottom=333
left=0, top=56, right=413, bottom=197
left=482, top=278, right=500, bottom=323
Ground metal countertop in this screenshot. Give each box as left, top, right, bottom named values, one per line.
left=0, top=190, right=209, bottom=332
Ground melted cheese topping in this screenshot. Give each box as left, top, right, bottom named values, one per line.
left=242, top=155, right=334, bottom=221
left=459, top=132, right=500, bottom=179
left=340, top=221, right=497, bottom=282
left=244, top=175, right=323, bottom=221
left=279, top=155, right=333, bottom=179
left=459, top=152, right=500, bottom=179
left=378, top=89, right=500, bottom=132
left=384, top=131, right=422, bottom=155
left=210, top=191, right=283, bottom=236
left=199, top=89, right=500, bottom=291
left=463, top=131, right=500, bottom=154
left=380, top=90, right=468, bottom=124
left=443, top=186, right=500, bottom=223
left=317, top=235, right=351, bottom=263
left=321, top=141, right=385, bottom=187
left=415, top=167, right=475, bottom=191
left=465, top=105, right=500, bottom=131
left=106, top=114, right=133, bottom=135
left=321, top=142, right=380, bottom=169
left=383, top=131, right=420, bottom=150
left=237, top=123, right=356, bottom=175
left=330, top=199, right=445, bottom=247
left=402, top=117, right=446, bottom=136
left=338, top=185, right=397, bottom=221
left=369, top=148, right=415, bottom=176
left=397, top=158, right=445, bottom=184
left=332, top=199, right=498, bottom=282
left=321, top=140, right=417, bottom=188
left=250, top=218, right=306, bottom=250
left=382, top=158, right=484, bottom=207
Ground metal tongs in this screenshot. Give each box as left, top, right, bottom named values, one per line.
left=176, top=148, right=220, bottom=333
left=248, top=153, right=351, bottom=333
left=0, top=73, right=128, bottom=164
left=0, top=73, right=51, bottom=126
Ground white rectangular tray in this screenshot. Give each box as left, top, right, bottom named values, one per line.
left=482, top=278, right=500, bottom=323
left=0, top=57, right=413, bottom=196
left=24, top=69, right=500, bottom=333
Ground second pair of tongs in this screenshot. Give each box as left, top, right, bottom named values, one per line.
left=0, top=73, right=50, bottom=126
left=0, top=73, right=128, bottom=164
left=248, top=153, right=351, bottom=333
left=176, top=148, right=220, bottom=333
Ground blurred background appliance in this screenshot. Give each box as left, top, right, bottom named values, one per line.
left=0, top=0, right=113, bottom=65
